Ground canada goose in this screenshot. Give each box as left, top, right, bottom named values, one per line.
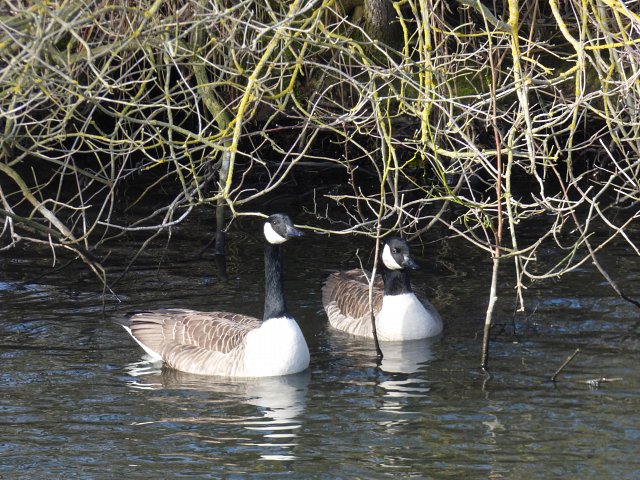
left=322, top=237, right=442, bottom=341
left=120, top=213, right=310, bottom=378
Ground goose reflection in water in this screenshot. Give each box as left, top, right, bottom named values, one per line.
left=376, top=338, right=437, bottom=424
left=123, top=359, right=310, bottom=461
left=327, top=330, right=438, bottom=412
left=378, top=338, right=437, bottom=375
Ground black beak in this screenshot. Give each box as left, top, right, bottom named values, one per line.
left=403, top=255, right=419, bottom=270
left=285, top=224, right=304, bottom=239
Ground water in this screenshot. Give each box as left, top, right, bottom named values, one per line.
left=1, top=213, right=639, bottom=478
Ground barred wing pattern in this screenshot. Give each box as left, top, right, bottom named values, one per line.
left=128, top=309, right=262, bottom=377
left=321, top=269, right=384, bottom=338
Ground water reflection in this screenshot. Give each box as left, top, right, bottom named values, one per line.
left=327, top=330, right=438, bottom=406
left=374, top=339, right=437, bottom=431
left=2, top=216, right=639, bottom=478
left=123, top=359, right=309, bottom=461
left=379, top=338, right=437, bottom=375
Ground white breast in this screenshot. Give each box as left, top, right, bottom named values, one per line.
left=377, top=293, right=443, bottom=341
left=244, top=317, right=310, bottom=377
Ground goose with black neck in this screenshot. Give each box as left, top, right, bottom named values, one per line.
left=322, top=237, right=443, bottom=341
left=119, top=213, right=310, bottom=378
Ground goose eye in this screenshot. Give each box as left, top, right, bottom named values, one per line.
left=392, top=248, right=398, bottom=254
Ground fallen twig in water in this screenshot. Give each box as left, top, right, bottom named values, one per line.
left=585, top=377, right=623, bottom=389
left=550, top=348, right=581, bottom=382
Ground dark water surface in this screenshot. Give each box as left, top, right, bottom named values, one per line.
left=1, top=214, right=639, bottom=479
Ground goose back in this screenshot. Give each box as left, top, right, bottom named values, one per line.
left=322, top=269, right=383, bottom=337
left=125, top=308, right=261, bottom=377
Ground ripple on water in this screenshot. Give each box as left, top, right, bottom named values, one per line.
left=0, top=218, right=639, bottom=478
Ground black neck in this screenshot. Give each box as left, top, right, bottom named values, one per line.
left=263, top=242, right=288, bottom=320
left=382, top=266, right=413, bottom=296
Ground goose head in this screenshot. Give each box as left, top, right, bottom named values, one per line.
left=263, top=213, right=304, bottom=244
left=381, top=237, right=419, bottom=271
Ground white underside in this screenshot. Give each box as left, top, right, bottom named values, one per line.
left=244, top=316, right=310, bottom=377
left=377, top=293, right=443, bottom=341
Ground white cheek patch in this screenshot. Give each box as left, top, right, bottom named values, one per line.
left=264, top=222, right=287, bottom=244
left=382, top=243, right=403, bottom=270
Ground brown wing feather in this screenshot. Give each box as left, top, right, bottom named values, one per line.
left=321, top=269, right=384, bottom=337
left=128, top=308, right=261, bottom=376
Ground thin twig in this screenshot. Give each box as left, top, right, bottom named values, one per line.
left=550, top=348, right=581, bottom=382
left=584, top=377, right=622, bottom=388
left=481, top=24, right=504, bottom=371
left=369, top=238, right=383, bottom=361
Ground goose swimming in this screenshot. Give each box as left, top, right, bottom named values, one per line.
left=322, top=237, right=442, bottom=341
left=120, top=213, right=310, bottom=377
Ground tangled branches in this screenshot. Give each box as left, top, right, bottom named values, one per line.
left=0, top=0, right=639, bottom=335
